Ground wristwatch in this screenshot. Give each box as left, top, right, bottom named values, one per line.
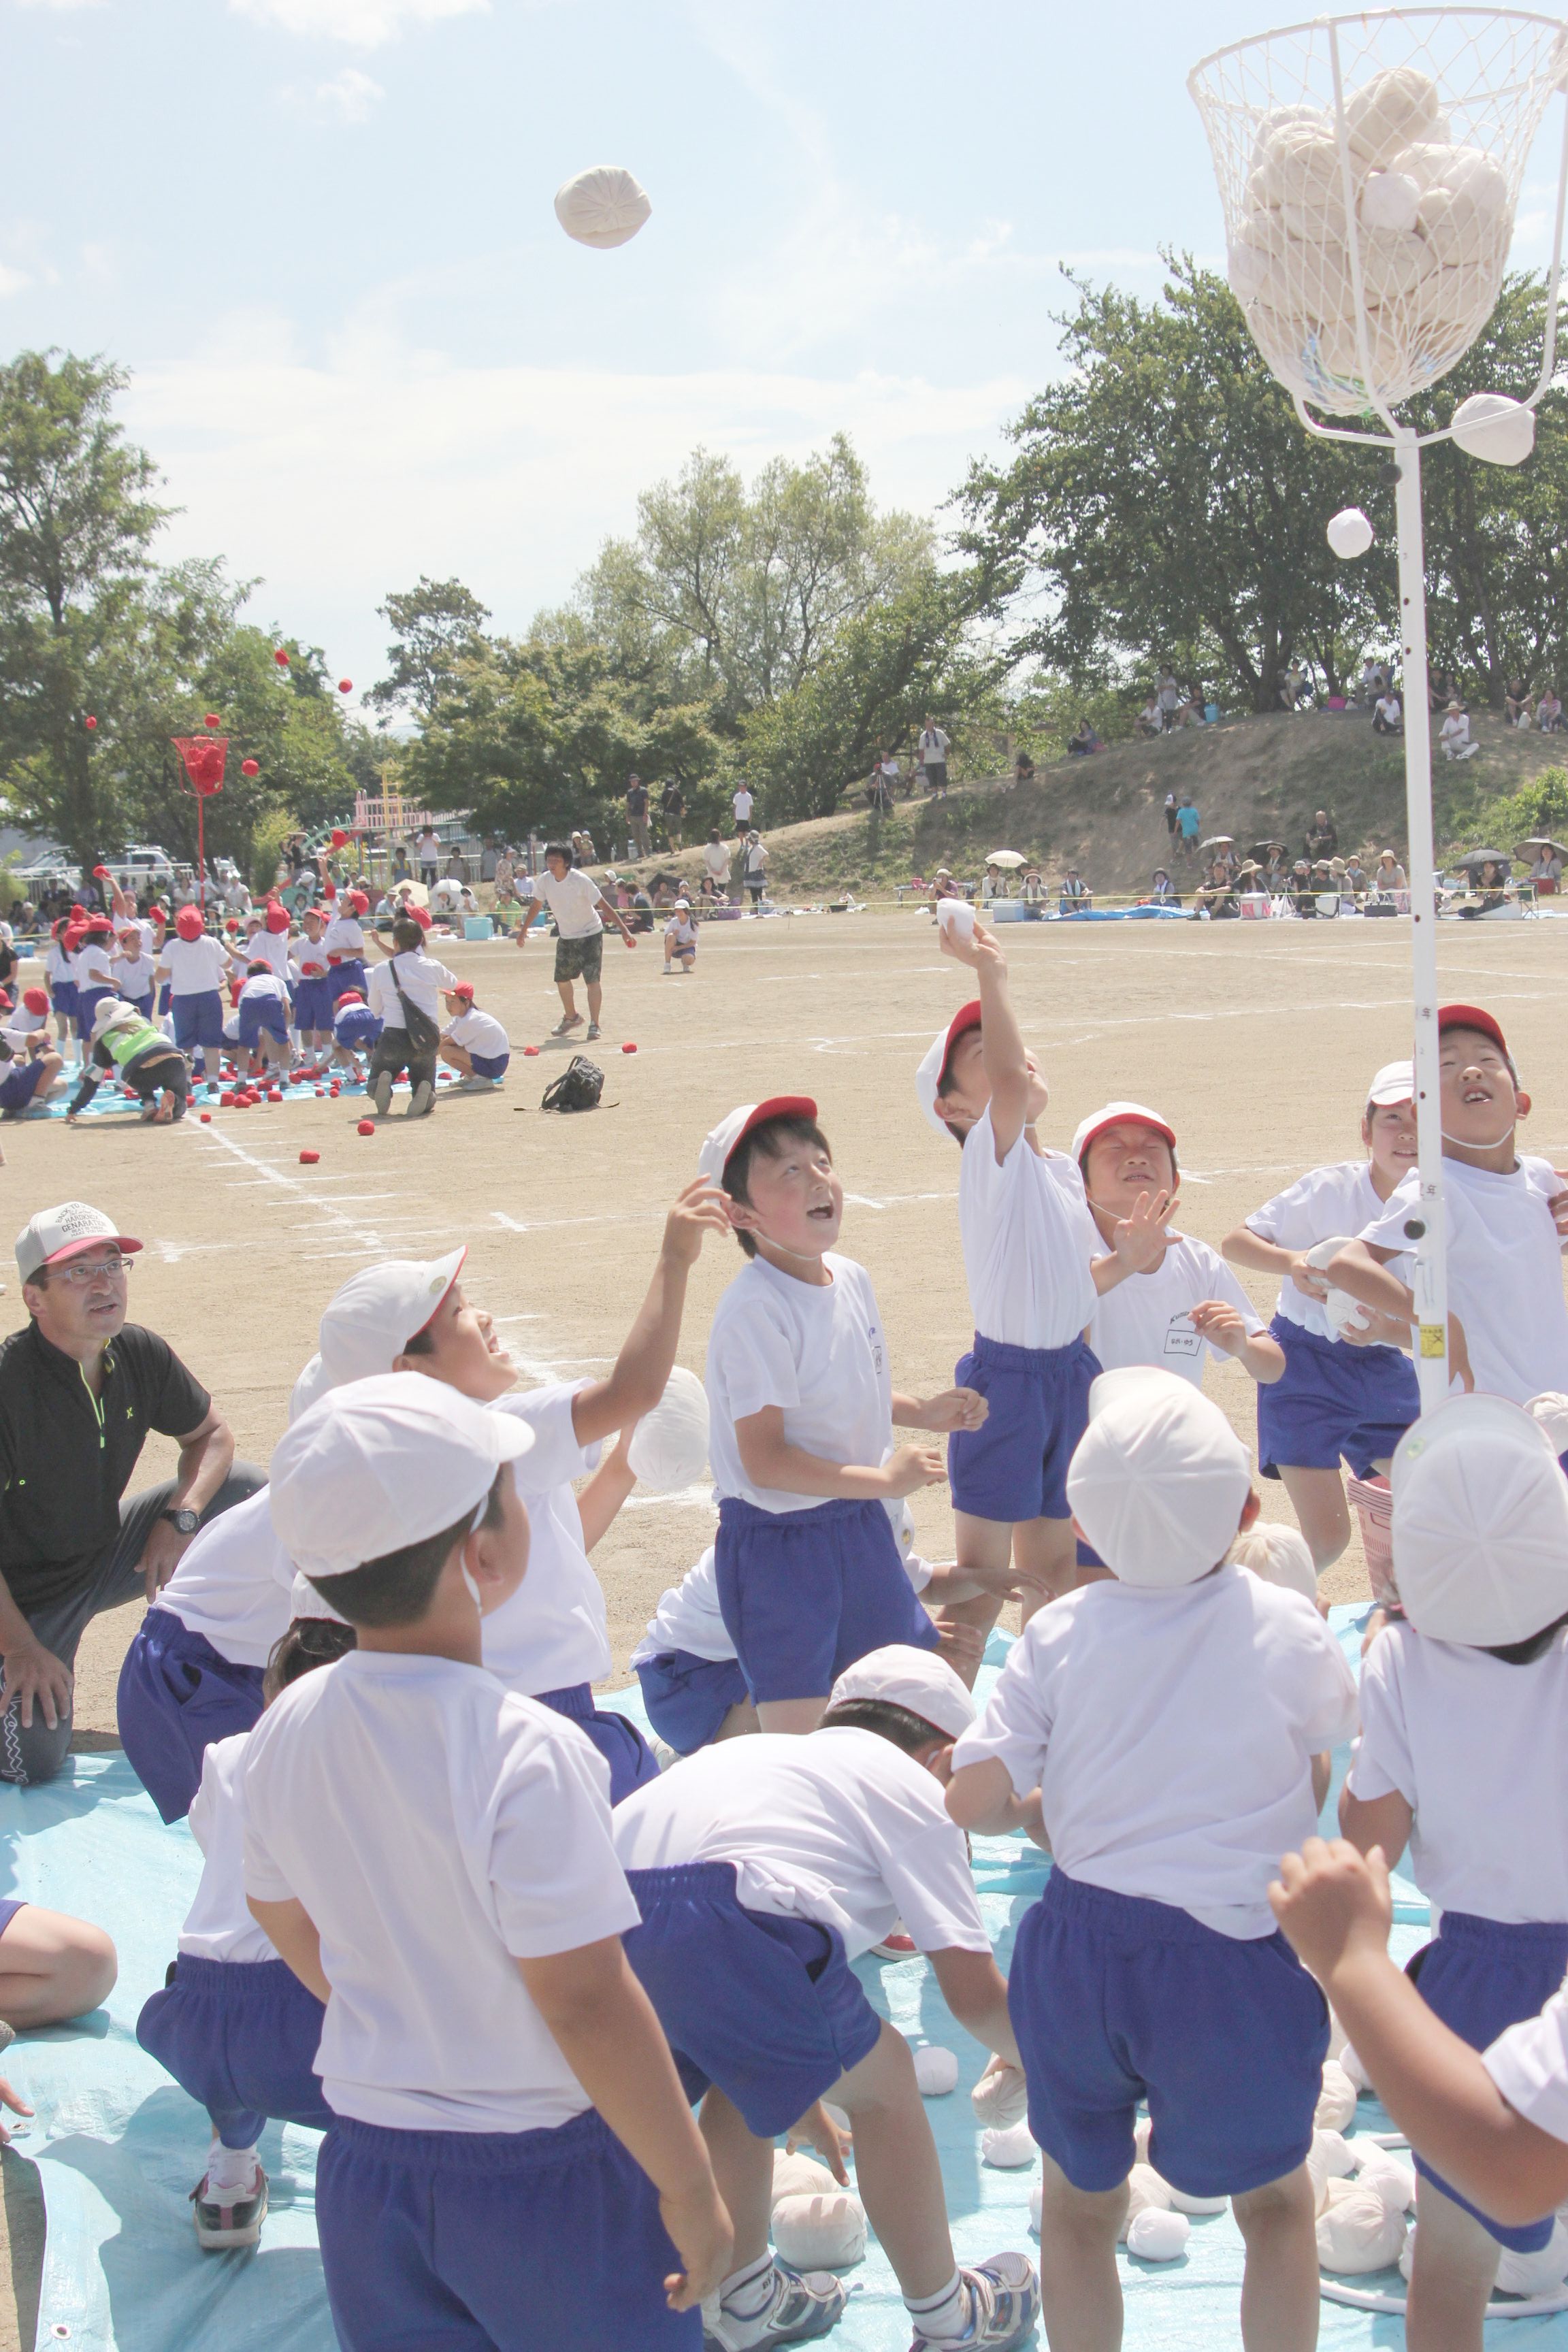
left=161, top=1507, right=201, bottom=1536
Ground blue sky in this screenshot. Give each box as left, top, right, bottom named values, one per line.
left=4, top=0, right=1564, bottom=700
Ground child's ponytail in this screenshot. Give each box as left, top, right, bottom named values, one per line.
left=263, top=1616, right=357, bottom=1703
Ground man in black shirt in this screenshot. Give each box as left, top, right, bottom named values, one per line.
left=1306, top=808, right=1339, bottom=861
left=0, top=1201, right=261, bottom=1786
left=625, top=773, right=651, bottom=861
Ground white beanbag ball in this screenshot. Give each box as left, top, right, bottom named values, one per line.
left=971, top=2058, right=1029, bottom=2127
left=1126, top=2208, right=1192, bottom=2263
left=1451, top=392, right=1536, bottom=468
left=1360, top=168, right=1422, bottom=235
left=1317, top=2061, right=1358, bottom=2132
left=1307, top=2129, right=1358, bottom=2214
left=1248, top=103, right=1326, bottom=180
left=1358, top=226, right=1437, bottom=304
left=912, top=2044, right=959, bottom=2097
left=935, top=898, right=976, bottom=941
left=1353, top=2143, right=1416, bottom=2215
left=1346, top=67, right=1443, bottom=167
left=1028, top=2178, right=1043, bottom=2235
left=1339, top=2042, right=1371, bottom=2093
left=1122, top=2163, right=1173, bottom=2229
left=771, top=2191, right=866, bottom=2269
left=1326, top=506, right=1375, bottom=563
left=1231, top=1519, right=1319, bottom=1602
left=1257, top=118, right=1343, bottom=215
left=981, top=2121, right=1036, bottom=2170
left=553, top=165, right=652, bottom=250
left=1495, top=2217, right=1568, bottom=2296
left=627, top=1365, right=710, bottom=1492
left=772, top=2150, right=837, bottom=2206
left=1317, top=2181, right=1408, bottom=2273
left=1164, top=2182, right=1230, bottom=2217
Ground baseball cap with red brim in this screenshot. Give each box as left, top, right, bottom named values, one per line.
left=913, top=1001, right=982, bottom=1137
left=291, top=1245, right=470, bottom=1414
left=16, top=1201, right=143, bottom=1284
left=1071, top=1101, right=1178, bottom=1166
left=697, top=1098, right=819, bottom=1186
left=448, top=982, right=475, bottom=1001
left=1439, top=1004, right=1511, bottom=1060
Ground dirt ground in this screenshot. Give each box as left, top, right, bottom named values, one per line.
left=1, top=900, right=1567, bottom=2328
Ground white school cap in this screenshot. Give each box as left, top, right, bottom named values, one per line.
left=1066, top=1367, right=1253, bottom=1588
left=16, top=1200, right=143, bottom=1283
left=1367, top=1060, right=1414, bottom=1107
left=828, top=1644, right=976, bottom=1740
left=1229, top=1519, right=1318, bottom=1602
left=914, top=1002, right=982, bottom=1137
left=697, top=1098, right=817, bottom=1186
left=289, top=1569, right=348, bottom=1625
left=1526, top=1392, right=1568, bottom=1459
left=1070, top=1101, right=1177, bottom=1166
left=270, top=1372, right=534, bottom=1583
left=1390, top=1393, right=1568, bottom=1646
left=293, top=1247, right=470, bottom=1406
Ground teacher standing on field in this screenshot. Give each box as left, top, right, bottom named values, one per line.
left=516, top=842, right=636, bottom=1043
left=0, top=1203, right=262, bottom=1788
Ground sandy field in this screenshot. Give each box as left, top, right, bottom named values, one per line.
left=0, top=902, right=1566, bottom=2332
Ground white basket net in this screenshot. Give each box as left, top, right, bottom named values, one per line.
left=1190, top=9, right=1565, bottom=416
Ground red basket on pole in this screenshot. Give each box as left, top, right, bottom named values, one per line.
left=172, top=735, right=227, bottom=912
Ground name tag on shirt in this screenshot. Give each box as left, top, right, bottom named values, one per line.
left=1163, top=1315, right=1203, bottom=1360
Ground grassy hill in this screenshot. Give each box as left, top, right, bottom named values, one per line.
left=627, top=708, right=1568, bottom=902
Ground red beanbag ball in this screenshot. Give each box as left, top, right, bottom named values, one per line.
left=300, top=1149, right=320, bottom=1164
left=622, top=1043, right=637, bottom=1054
left=199, top=1111, right=212, bottom=1122
left=357, top=1119, right=375, bottom=1136
left=523, top=1045, right=539, bottom=1056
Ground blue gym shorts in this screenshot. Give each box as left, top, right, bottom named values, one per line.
left=623, top=1860, right=883, bottom=2137
left=1009, top=1869, right=1328, bottom=2198
left=635, top=1650, right=751, bottom=1756
left=715, top=1493, right=938, bottom=1704
left=468, top=1050, right=510, bottom=1081
left=238, top=999, right=290, bottom=1051
left=316, top=2106, right=698, bottom=2352
left=1257, top=1316, right=1418, bottom=1480
left=0, top=1061, right=47, bottom=1116
left=291, top=974, right=337, bottom=1032
left=1407, top=1913, right=1568, bottom=2251
left=50, top=980, right=78, bottom=1022
left=137, top=1953, right=330, bottom=2149
left=534, top=1683, right=660, bottom=1805
left=947, top=1334, right=1100, bottom=1523
left=173, top=990, right=227, bottom=1052
left=116, top=1608, right=266, bottom=1825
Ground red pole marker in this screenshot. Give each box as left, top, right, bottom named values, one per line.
left=300, top=1148, right=320, bottom=1164
left=357, top=1119, right=376, bottom=1136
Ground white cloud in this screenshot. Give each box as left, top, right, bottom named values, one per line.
left=122, top=343, right=1026, bottom=688
left=284, top=65, right=385, bottom=122
left=230, top=0, right=487, bottom=45
left=14, top=0, right=105, bottom=11
left=0, top=265, right=30, bottom=297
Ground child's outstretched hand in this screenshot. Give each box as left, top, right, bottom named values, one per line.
left=937, top=916, right=1004, bottom=973
left=0, top=2080, right=33, bottom=2144
left=659, top=2179, right=734, bottom=2312
left=1269, top=1835, right=1392, bottom=1984
left=908, top=1386, right=989, bottom=1434
left=660, top=1179, right=732, bottom=1266
left=786, top=2098, right=853, bottom=2183
left=1108, top=1188, right=1175, bottom=1273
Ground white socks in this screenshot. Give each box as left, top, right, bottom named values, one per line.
left=206, top=2138, right=260, bottom=2196
left=906, top=2272, right=970, bottom=2346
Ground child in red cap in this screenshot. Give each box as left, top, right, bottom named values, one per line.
left=439, top=983, right=510, bottom=1090
left=329, top=992, right=381, bottom=1087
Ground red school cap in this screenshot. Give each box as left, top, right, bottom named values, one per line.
left=448, top=981, right=475, bottom=1000
left=938, top=1000, right=983, bottom=1089
left=1438, top=1004, right=1511, bottom=1059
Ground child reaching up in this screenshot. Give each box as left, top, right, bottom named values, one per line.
left=1336, top=1393, right=1568, bottom=2349
left=613, top=1644, right=1039, bottom=2352
left=947, top=1368, right=1357, bottom=2352
left=701, top=1098, right=987, bottom=1733
left=917, top=920, right=1170, bottom=1625
left=244, top=1376, right=731, bottom=2349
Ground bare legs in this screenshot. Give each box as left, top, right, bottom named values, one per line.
left=1405, top=2176, right=1503, bottom=2352
left=0, top=1907, right=116, bottom=2028
left=1278, top=1465, right=1351, bottom=1573
left=950, top=1511, right=1085, bottom=1641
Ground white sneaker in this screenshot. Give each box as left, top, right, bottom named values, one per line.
left=908, top=2255, right=1040, bottom=2351
left=191, top=2163, right=268, bottom=2251
left=408, top=1079, right=435, bottom=1117
left=370, top=1070, right=393, bottom=1117
left=704, top=2261, right=849, bottom=2349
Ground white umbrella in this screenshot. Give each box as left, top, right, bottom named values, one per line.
left=985, top=850, right=1027, bottom=870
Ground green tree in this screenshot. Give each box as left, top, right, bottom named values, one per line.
left=365, top=576, right=492, bottom=721
left=958, top=258, right=1392, bottom=712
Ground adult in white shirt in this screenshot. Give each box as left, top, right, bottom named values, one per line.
left=732, top=786, right=754, bottom=838
left=365, top=918, right=457, bottom=1119
left=414, top=827, right=441, bottom=885
left=1373, top=691, right=1403, bottom=736
left=1441, top=702, right=1478, bottom=760
left=919, top=717, right=951, bottom=798
left=516, top=842, right=635, bottom=1042
left=702, top=832, right=732, bottom=899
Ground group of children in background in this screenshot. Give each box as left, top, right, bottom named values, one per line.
left=14, top=900, right=1568, bottom=2352
left=7, top=887, right=511, bottom=1124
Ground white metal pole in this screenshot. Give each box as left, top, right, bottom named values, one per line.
left=1392, top=425, right=1449, bottom=1410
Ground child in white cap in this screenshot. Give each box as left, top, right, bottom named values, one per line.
left=1222, top=1058, right=1421, bottom=1569
left=1332, top=1006, right=1568, bottom=1405
left=136, top=1575, right=355, bottom=2250
left=700, top=1096, right=987, bottom=1733
left=243, top=1375, right=730, bottom=2349
left=915, top=921, right=1169, bottom=1628
left=947, top=1368, right=1357, bottom=2352
left=1335, top=1393, right=1568, bottom=2346
left=612, top=1644, right=1039, bottom=2352
left=663, top=900, right=698, bottom=975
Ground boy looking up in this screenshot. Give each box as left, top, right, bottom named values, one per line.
left=246, top=1375, right=731, bottom=2349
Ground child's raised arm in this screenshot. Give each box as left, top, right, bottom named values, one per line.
left=520, top=1934, right=732, bottom=2310
left=568, top=1180, right=731, bottom=1448
left=939, top=921, right=1032, bottom=1158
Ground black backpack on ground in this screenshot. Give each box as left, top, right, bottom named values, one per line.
left=540, top=1056, right=605, bottom=1112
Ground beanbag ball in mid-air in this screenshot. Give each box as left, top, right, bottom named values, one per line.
left=554, top=165, right=652, bottom=248
left=627, top=1365, right=709, bottom=1492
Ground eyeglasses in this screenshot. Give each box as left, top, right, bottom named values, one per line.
left=50, top=1254, right=133, bottom=1286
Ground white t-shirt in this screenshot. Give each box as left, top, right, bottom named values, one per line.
left=919, top=728, right=950, bottom=764
left=239, top=972, right=291, bottom=1015
left=446, top=1008, right=509, bottom=1059
left=732, top=790, right=753, bottom=824
left=664, top=915, right=698, bottom=950
left=482, top=1384, right=609, bottom=1693
left=321, top=915, right=366, bottom=959
left=953, top=1568, right=1358, bottom=1938
left=368, top=951, right=458, bottom=1029
left=74, top=940, right=115, bottom=990
left=1485, top=1982, right=1568, bottom=2144
left=612, top=1728, right=990, bottom=1961
left=156, top=1486, right=296, bottom=1667
left=243, top=930, right=293, bottom=982
left=702, top=843, right=730, bottom=881
left=534, top=870, right=604, bottom=941
left=1441, top=713, right=1471, bottom=748
left=958, top=1107, right=1100, bottom=1350
left=242, top=1651, right=638, bottom=2132
left=1375, top=696, right=1401, bottom=725
left=181, top=1732, right=279, bottom=1965
left=110, top=951, right=157, bottom=1000
left=705, top=1254, right=891, bottom=1514
left=1088, top=1236, right=1264, bottom=1385
left=1247, top=1160, right=1388, bottom=1337
left=1360, top=1156, right=1568, bottom=1403
left=44, top=943, right=71, bottom=986
left=1348, top=1622, right=1568, bottom=1927
left=416, top=832, right=440, bottom=864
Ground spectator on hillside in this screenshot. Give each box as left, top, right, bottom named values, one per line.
left=1529, top=845, right=1563, bottom=894
left=1290, top=860, right=1319, bottom=917
left=1058, top=868, right=1092, bottom=913
left=658, top=780, right=685, bottom=850
left=1175, top=796, right=1202, bottom=859
left=1428, top=667, right=1456, bottom=713
left=1440, top=701, right=1478, bottom=761
left=1342, top=853, right=1369, bottom=895
left=1538, top=685, right=1564, bottom=732
left=701, top=830, right=731, bottom=902
left=625, top=774, right=651, bottom=860
left=1020, top=865, right=1045, bottom=906
left=731, top=782, right=754, bottom=837
left=918, top=717, right=950, bottom=798
left=878, top=751, right=902, bottom=800
left=1149, top=868, right=1180, bottom=906
left=1505, top=677, right=1531, bottom=727
left=740, top=830, right=768, bottom=904
left=1358, top=655, right=1385, bottom=704
left=1305, top=809, right=1338, bottom=860
left=1164, top=790, right=1178, bottom=840
left=1137, top=692, right=1163, bottom=739
left=1157, top=670, right=1181, bottom=731
left=1192, top=862, right=1238, bottom=919
left=1373, top=687, right=1403, bottom=736
left=570, top=828, right=597, bottom=867
left=1066, top=718, right=1101, bottom=756
left=1013, top=750, right=1036, bottom=786
left=1373, top=849, right=1406, bottom=894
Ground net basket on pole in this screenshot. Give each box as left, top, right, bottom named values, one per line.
left=172, top=735, right=227, bottom=913
left=1188, top=11, right=1568, bottom=1418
